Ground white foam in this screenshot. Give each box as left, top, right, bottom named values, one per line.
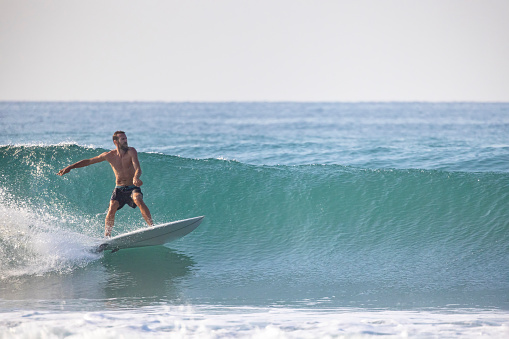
left=0, top=190, right=101, bottom=279
left=1, top=306, right=508, bottom=338
left=0, top=141, right=100, bottom=149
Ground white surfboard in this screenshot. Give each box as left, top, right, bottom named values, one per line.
left=96, top=216, right=204, bottom=253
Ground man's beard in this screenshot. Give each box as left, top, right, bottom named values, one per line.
left=120, top=143, right=129, bottom=151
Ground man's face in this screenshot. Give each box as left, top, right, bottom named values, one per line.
left=116, top=133, right=128, bottom=150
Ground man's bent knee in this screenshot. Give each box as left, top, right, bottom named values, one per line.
left=108, top=200, right=119, bottom=212
left=108, top=200, right=120, bottom=214
left=132, top=193, right=144, bottom=205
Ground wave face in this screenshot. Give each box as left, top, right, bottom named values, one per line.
left=1, top=144, right=508, bottom=308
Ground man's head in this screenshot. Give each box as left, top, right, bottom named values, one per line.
left=113, top=131, right=128, bottom=150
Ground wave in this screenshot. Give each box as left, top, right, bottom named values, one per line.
left=1, top=145, right=508, bottom=296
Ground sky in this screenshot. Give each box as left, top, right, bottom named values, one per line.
left=1, top=0, right=508, bottom=102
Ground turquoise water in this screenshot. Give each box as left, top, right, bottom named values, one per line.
left=1, top=102, right=509, bottom=337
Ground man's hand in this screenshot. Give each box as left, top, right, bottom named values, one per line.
left=57, top=167, right=71, bottom=176
left=133, top=177, right=143, bottom=187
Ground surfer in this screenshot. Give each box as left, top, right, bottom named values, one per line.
left=57, top=131, right=153, bottom=236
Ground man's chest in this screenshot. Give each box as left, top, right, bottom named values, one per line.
left=109, top=155, right=133, bottom=171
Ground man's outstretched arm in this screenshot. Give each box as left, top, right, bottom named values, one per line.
left=57, top=152, right=108, bottom=176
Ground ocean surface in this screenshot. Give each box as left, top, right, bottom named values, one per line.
left=1, top=102, right=508, bottom=338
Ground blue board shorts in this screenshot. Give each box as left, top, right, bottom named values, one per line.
left=111, top=185, right=142, bottom=210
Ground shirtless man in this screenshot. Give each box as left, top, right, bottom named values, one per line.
left=57, top=131, right=153, bottom=236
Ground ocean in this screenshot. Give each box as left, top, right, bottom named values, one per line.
left=1, top=102, right=508, bottom=338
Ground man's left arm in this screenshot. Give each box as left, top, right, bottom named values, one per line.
left=130, top=148, right=143, bottom=187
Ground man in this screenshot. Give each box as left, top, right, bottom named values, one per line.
left=57, top=131, right=153, bottom=236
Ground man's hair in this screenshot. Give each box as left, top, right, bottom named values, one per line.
left=113, top=131, right=126, bottom=142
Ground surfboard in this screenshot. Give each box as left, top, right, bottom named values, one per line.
left=95, top=216, right=204, bottom=253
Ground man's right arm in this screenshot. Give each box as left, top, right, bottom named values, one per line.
left=57, top=152, right=108, bottom=176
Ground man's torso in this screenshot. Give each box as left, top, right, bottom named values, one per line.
left=105, top=148, right=136, bottom=186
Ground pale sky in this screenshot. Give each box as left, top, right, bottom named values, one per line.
left=1, top=0, right=508, bottom=102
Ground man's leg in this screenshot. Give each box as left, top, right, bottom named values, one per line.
left=105, top=200, right=119, bottom=237
left=132, top=192, right=153, bottom=226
